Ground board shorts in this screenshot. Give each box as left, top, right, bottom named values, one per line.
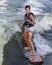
left=24, top=26, right=34, bottom=34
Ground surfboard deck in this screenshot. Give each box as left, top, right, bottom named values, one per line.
left=23, top=47, right=43, bottom=63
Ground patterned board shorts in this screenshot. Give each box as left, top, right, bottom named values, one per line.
left=24, top=26, right=34, bottom=33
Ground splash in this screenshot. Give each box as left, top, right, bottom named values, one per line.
left=23, top=0, right=52, bottom=15
left=0, top=19, right=21, bottom=65
left=33, top=15, right=52, bottom=33
left=32, top=15, right=52, bottom=56
left=0, top=0, right=52, bottom=65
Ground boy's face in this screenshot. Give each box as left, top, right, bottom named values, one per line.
left=25, top=8, right=30, bottom=14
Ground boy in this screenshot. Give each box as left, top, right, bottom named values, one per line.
left=23, top=5, right=36, bottom=56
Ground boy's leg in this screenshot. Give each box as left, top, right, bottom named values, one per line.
left=28, top=32, right=36, bottom=55
left=23, top=32, right=31, bottom=50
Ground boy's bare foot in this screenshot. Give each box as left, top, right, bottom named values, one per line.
left=31, top=51, right=36, bottom=56
left=24, top=47, right=31, bottom=51
left=29, top=52, right=36, bottom=59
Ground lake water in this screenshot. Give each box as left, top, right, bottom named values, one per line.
left=0, top=0, right=52, bottom=65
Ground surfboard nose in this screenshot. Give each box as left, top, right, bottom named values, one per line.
left=30, top=57, right=43, bottom=63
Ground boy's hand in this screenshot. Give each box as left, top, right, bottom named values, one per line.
left=30, top=21, right=34, bottom=25
left=17, top=22, right=23, bottom=27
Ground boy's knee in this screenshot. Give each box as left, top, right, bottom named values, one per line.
left=28, top=38, right=31, bottom=42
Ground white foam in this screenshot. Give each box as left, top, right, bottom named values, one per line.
left=24, top=0, right=52, bottom=15
left=33, top=15, right=52, bottom=33
left=0, top=0, right=7, bottom=5
left=0, top=19, right=21, bottom=65
left=0, top=0, right=7, bottom=14
left=32, top=15, right=52, bottom=56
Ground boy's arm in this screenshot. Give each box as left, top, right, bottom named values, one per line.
left=30, top=14, right=36, bottom=25
left=17, top=22, right=24, bottom=27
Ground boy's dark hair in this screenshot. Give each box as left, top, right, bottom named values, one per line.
left=25, top=5, right=30, bottom=9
